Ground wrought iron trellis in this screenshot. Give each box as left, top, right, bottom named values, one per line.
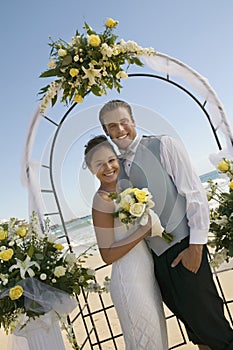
left=38, top=72, right=233, bottom=349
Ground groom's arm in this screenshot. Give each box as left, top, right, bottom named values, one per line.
left=160, top=136, right=209, bottom=273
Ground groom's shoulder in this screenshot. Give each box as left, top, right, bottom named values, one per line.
left=141, top=134, right=163, bottom=145
left=141, top=134, right=175, bottom=143
left=141, top=134, right=164, bottom=140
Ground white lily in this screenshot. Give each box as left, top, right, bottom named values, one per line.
left=9, top=255, right=40, bottom=279
left=82, top=63, right=101, bottom=85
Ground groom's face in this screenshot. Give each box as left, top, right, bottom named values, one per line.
left=101, top=107, right=137, bottom=150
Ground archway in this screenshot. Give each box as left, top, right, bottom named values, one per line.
left=22, top=52, right=233, bottom=349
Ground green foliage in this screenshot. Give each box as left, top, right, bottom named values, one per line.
left=207, top=173, right=233, bottom=264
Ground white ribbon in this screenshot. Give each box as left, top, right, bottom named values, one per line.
left=149, top=209, right=164, bottom=237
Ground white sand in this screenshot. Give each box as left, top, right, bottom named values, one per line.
left=1, top=254, right=232, bottom=350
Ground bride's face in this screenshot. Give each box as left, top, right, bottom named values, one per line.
left=90, top=146, right=120, bottom=185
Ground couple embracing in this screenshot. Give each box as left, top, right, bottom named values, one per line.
left=83, top=100, right=233, bottom=350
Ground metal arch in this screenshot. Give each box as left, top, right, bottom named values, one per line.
left=47, top=102, right=77, bottom=250
left=128, top=72, right=223, bottom=150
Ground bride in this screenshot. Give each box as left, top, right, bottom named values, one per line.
left=84, top=135, right=168, bottom=350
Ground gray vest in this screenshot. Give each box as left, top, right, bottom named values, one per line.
left=119, top=136, right=189, bottom=256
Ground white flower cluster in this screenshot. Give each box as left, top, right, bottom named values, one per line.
left=119, top=39, right=155, bottom=56
left=210, top=248, right=228, bottom=269
left=40, top=81, right=60, bottom=114
left=0, top=273, right=8, bottom=286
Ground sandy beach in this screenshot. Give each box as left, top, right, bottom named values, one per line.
left=1, top=253, right=232, bottom=350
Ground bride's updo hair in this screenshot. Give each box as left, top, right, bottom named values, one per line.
left=84, top=135, right=116, bottom=169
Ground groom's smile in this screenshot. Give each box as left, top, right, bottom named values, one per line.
left=101, top=107, right=137, bottom=150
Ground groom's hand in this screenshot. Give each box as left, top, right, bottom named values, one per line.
left=171, top=244, right=203, bottom=274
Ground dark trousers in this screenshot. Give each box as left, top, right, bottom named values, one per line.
left=152, top=237, right=233, bottom=350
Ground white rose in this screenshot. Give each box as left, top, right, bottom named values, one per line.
left=54, top=266, right=66, bottom=278
left=58, top=48, right=67, bottom=57
left=129, top=202, right=145, bottom=217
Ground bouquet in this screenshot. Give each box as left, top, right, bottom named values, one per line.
left=38, top=18, right=155, bottom=113
left=207, top=158, right=233, bottom=267
left=110, top=187, right=173, bottom=243
left=0, top=211, right=108, bottom=339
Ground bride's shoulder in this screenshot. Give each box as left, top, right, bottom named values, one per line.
left=92, top=191, right=114, bottom=213
left=94, top=190, right=112, bottom=201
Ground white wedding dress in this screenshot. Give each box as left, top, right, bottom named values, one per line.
left=110, top=218, right=168, bottom=350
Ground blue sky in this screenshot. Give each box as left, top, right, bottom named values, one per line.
left=1, top=1, right=233, bottom=220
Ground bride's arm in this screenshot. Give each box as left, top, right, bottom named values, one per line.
left=92, top=194, right=151, bottom=265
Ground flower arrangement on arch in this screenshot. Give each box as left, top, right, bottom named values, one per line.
left=38, top=18, right=155, bottom=113
left=0, top=211, right=108, bottom=335
left=207, top=158, right=233, bottom=268
left=109, top=187, right=173, bottom=243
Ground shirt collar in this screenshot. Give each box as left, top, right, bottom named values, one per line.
left=119, top=135, right=142, bottom=156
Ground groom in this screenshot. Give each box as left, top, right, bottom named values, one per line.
left=99, top=99, right=233, bottom=350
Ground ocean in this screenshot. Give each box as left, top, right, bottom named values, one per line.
left=199, top=169, right=219, bottom=183
left=58, top=169, right=226, bottom=256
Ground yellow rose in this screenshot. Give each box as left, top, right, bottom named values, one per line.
left=88, top=34, right=101, bottom=47
left=0, top=228, right=7, bottom=240
left=0, top=248, right=14, bottom=261
left=9, top=285, right=24, bottom=300
left=105, top=18, right=118, bottom=28
left=54, top=243, right=64, bottom=251
left=69, top=68, right=79, bottom=77
left=228, top=180, right=233, bottom=190
left=73, top=94, right=83, bottom=103
left=134, top=189, right=147, bottom=203
left=129, top=202, right=146, bottom=217
left=16, top=226, right=28, bottom=238
left=217, top=159, right=229, bottom=173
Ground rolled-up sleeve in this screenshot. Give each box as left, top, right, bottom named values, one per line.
left=160, top=136, right=209, bottom=244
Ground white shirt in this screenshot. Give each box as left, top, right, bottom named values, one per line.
left=120, top=135, right=210, bottom=245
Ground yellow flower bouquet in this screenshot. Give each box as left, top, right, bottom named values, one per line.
left=110, top=187, right=173, bottom=243
left=38, top=18, right=155, bottom=113
left=0, top=212, right=107, bottom=335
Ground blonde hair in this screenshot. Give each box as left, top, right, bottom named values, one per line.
left=99, top=100, right=133, bottom=125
